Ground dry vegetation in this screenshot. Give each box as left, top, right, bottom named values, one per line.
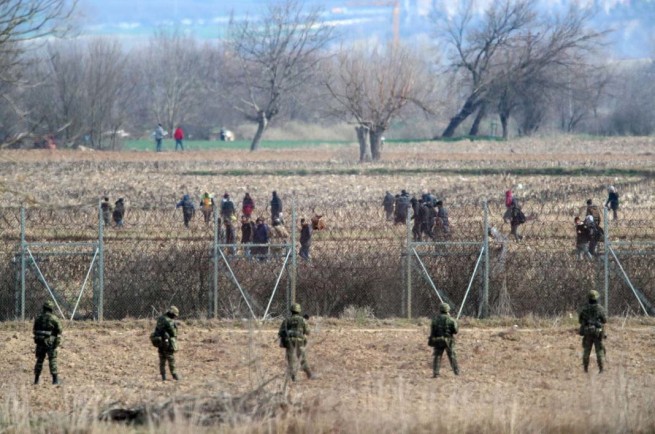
left=0, top=137, right=654, bottom=431
left=0, top=318, right=654, bottom=433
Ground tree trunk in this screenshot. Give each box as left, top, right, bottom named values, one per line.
left=250, top=111, right=268, bottom=151
left=355, top=125, right=371, bottom=162
left=369, top=128, right=384, bottom=161
left=500, top=112, right=510, bottom=140
left=469, top=102, right=487, bottom=136
left=440, top=96, right=480, bottom=138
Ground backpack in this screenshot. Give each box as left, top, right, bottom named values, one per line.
left=150, top=332, right=162, bottom=348
left=202, top=197, right=212, bottom=209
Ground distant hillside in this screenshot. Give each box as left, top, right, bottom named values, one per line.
left=77, top=0, right=653, bottom=58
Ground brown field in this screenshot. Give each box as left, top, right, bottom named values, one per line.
left=1, top=318, right=654, bottom=433
left=1, top=137, right=655, bottom=431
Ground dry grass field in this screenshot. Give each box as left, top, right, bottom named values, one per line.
left=1, top=136, right=655, bottom=431
left=0, top=318, right=654, bottom=433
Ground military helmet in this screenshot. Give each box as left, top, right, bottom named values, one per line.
left=588, top=290, right=599, bottom=301
left=43, top=300, right=54, bottom=311
left=167, top=305, right=180, bottom=317
left=439, top=303, right=450, bottom=313
left=290, top=303, right=302, bottom=314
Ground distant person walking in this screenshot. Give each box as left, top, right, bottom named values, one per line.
left=382, top=191, right=395, bottom=221
left=113, top=198, right=125, bottom=227
left=176, top=194, right=195, bottom=228
left=605, top=186, right=619, bottom=221
left=299, top=218, right=312, bottom=261
left=242, top=192, right=255, bottom=218
left=174, top=126, right=184, bottom=151
left=199, top=192, right=215, bottom=225
left=101, top=197, right=112, bottom=226
left=575, top=217, right=592, bottom=260
left=270, top=191, right=283, bottom=225
left=154, top=123, right=165, bottom=152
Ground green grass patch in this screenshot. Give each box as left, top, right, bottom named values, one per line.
left=123, top=139, right=351, bottom=151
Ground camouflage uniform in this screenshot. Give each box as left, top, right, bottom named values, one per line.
left=278, top=303, right=312, bottom=381
left=154, top=306, right=180, bottom=381
left=428, top=303, right=459, bottom=377
left=33, top=301, right=63, bottom=385
left=578, top=290, right=607, bottom=373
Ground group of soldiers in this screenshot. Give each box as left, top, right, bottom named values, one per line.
left=32, top=290, right=607, bottom=385
left=383, top=190, right=450, bottom=241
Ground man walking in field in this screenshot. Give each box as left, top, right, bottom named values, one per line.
left=151, top=306, right=180, bottom=381
left=176, top=194, right=195, bottom=228
left=383, top=191, right=395, bottom=221
left=278, top=303, right=312, bottom=381
left=154, top=123, right=165, bottom=152
left=299, top=218, right=312, bottom=261
left=428, top=303, right=459, bottom=378
left=101, top=197, right=112, bottom=226
left=578, top=290, right=606, bottom=373
left=174, top=126, right=184, bottom=151
left=33, top=300, right=63, bottom=385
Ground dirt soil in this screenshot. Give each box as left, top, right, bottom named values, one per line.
left=1, top=318, right=654, bottom=423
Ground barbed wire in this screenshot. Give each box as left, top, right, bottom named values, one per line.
left=0, top=191, right=653, bottom=320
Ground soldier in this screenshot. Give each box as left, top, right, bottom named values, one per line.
left=152, top=306, right=180, bottom=381
left=33, top=300, right=63, bottom=385
left=428, top=303, right=459, bottom=378
left=278, top=303, right=312, bottom=381
left=176, top=194, right=195, bottom=228
left=578, top=290, right=607, bottom=373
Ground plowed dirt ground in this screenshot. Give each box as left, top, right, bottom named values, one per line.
left=1, top=318, right=654, bottom=431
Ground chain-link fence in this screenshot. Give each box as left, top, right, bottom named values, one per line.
left=1, top=194, right=654, bottom=320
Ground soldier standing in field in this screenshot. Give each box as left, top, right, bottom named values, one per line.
left=578, top=290, right=607, bottom=373
left=152, top=306, right=180, bottom=381
left=383, top=191, right=395, bottom=221
left=428, top=303, right=459, bottom=378
left=278, top=303, right=312, bottom=381
left=33, top=300, right=63, bottom=385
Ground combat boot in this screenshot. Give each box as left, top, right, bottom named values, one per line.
left=161, top=373, right=166, bottom=381
left=172, top=373, right=179, bottom=381
left=304, top=368, right=312, bottom=380
left=34, top=374, right=40, bottom=385
left=52, top=374, right=59, bottom=385
left=453, top=368, right=460, bottom=376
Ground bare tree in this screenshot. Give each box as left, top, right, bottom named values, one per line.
left=435, top=0, right=535, bottom=138
left=141, top=29, right=202, bottom=135
left=325, top=44, right=434, bottom=161
left=226, top=0, right=334, bottom=151
left=435, top=0, right=605, bottom=138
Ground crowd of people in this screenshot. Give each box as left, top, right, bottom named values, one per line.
left=382, top=185, right=620, bottom=258
left=101, top=191, right=313, bottom=262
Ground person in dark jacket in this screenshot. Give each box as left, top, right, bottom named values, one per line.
left=101, top=197, right=112, bottom=226
left=253, top=217, right=270, bottom=260
left=382, top=191, right=395, bottom=221
left=270, top=191, right=283, bottom=225
left=509, top=198, right=526, bottom=241
left=176, top=194, right=195, bottom=228
left=113, top=198, right=125, bottom=227
left=575, top=216, right=592, bottom=260
left=299, top=218, right=312, bottom=261
left=241, top=215, right=256, bottom=258
left=242, top=193, right=255, bottom=218
left=605, top=186, right=619, bottom=221
left=220, top=193, right=236, bottom=221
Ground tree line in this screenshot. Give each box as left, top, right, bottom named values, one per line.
left=0, top=0, right=654, bottom=160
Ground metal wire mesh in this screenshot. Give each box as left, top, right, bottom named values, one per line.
left=1, top=188, right=654, bottom=320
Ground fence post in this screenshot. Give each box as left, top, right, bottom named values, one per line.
left=211, top=203, right=219, bottom=318
left=481, top=200, right=490, bottom=318
left=603, top=206, right=609, bottom=313
left=290, top=198, right=297, bottom=308
left=19, top=206, right=26, bottom=321
left=96, top=200, right=104, bottom=321
left=406, top=211, right=412, bottom=319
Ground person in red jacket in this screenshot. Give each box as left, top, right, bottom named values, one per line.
left=174, top=126, right=184, bottom=151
